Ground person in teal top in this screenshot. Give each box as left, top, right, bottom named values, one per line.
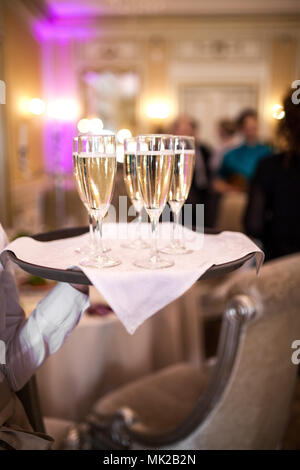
left=215, top=109, right=271, bottom=193
left=219, top=142, right=271, bottom=181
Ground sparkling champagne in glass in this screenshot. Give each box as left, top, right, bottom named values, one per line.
left=134, top=135, right=174, bottom=270
left=73, top=137, right=94, bottom=254
left=160, top=135, right=195, bottom=255
left=123, top=137, right=148, bottom=249
left=77, top=134, right=120, bottom=269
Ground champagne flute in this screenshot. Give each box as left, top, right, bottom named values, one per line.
left=160, top=135, right=195, bottom=255
left=77, top=134, right=120, bottom=269
left=134, top=134, right=174, bottom=269
left=73, top=137, right=94, bottom=254
left=123, top=137, right=148, bottom=249
left=73, top=137, right=110, bottom=255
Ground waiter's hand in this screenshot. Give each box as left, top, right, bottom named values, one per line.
left=70, top=283, right=89, bottom=295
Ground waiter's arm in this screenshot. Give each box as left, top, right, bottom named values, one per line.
left=1, top=265, right=89, bottom=391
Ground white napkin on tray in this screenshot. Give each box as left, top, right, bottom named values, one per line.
left=1, top=223, right=264, bottom=334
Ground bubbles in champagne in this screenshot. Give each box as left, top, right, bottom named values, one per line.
left=136, top=151, right=174, bottom=219
left=123, top=153, right=144, bottom=213
left=77, top=153, right=117, bottom=218
left=169, top=150, right=195, bottom=214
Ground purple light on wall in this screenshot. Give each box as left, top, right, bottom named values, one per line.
left=48, top=2, right=102, bottom=19
left=38, top=35, right=81, bottom=174
left=32, top=19, right=95, bottom=41
left=31, top=7, right=102, bottom=173
left=44, top=120, right=77, bottom=174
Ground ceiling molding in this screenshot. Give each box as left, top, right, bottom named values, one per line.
left=22, top=0, right=51, bottom=18
left=7, top=0, right=52, bottom=20
left=46, top=0, right=300, bottom=18
left=57, top=15, right=300, bottom=41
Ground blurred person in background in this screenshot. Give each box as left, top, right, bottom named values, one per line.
left=214, top=109, right=271, bottom=193
left=170, top=115, right=214, bottom=227
left=244, top=89, right=300, bottom=260
left=210, top=118, right=238, bottom=175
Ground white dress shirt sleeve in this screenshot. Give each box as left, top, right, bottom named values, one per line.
left=6, top=282, right=89, bottom=391
left=0, top=226, right=90, bottom=391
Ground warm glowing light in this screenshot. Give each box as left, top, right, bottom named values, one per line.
left=272, top=104, right=285, bottom=120
left=19, top=97, right=30, bottom=115
left=77, top=118, right=90, bottom=133
left=146, top=102, right=170, bottom=119
left=28, top=98, right=45, bottom=115
left=100, top=129, right=114, bottom=135
left=126, top=140, right=137, bottom=153
left=89, top=118, right=103, bottom=133
left=117, top=144, right=124, bottom=163
left=77, top=117, right=104, bottom=134
left=48, top=99, right=80, bottom=121
left=117, top=128, right=132, bottom=144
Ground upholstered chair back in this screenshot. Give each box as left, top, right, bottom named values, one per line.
left=170, top=254, right=300, bottom=449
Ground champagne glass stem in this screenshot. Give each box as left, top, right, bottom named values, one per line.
left=173, top=211, right=180, bottom=247
left=171, top=212, right=176, bottom=246
left=88, top=213, right=94, bottom=247
left=171, top=211, right=175, bottom=246
left=150, top=215, right=159, bottom=261
left=181, top=220, right=186, bottom=249
left=137, top=212, right=142, bottom=241
left=94, top=215, right=103, bottom=258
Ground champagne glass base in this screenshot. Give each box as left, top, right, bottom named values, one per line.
left=79, top=255, right=120, bottom=269
left=160, top=245, right=193, bottom=255
left=75, top=244, right=110, bottom=255
left=122, top=239, right=149, bottom=250
left=134, top=256, right=174, bottom=270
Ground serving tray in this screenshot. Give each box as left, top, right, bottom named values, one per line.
left=7, top=226, right=255, bottom=285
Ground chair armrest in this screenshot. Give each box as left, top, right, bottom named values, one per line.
left=88, top=296, right=256, bottom=449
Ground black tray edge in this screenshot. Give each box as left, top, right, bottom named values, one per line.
left=6, top=226, right=256, bottom=285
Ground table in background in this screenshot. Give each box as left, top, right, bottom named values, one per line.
left=20, top=284, right=204, bottom=422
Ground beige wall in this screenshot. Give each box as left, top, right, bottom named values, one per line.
left=3, top=5, right=44, bottom=180
left=45, top=15, right=300, bottom=141
left=0, top=6, right=10, bottom=226
left=269, top=36, right=298, bottom=134
left=2, top=4, right=46, bottom=229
